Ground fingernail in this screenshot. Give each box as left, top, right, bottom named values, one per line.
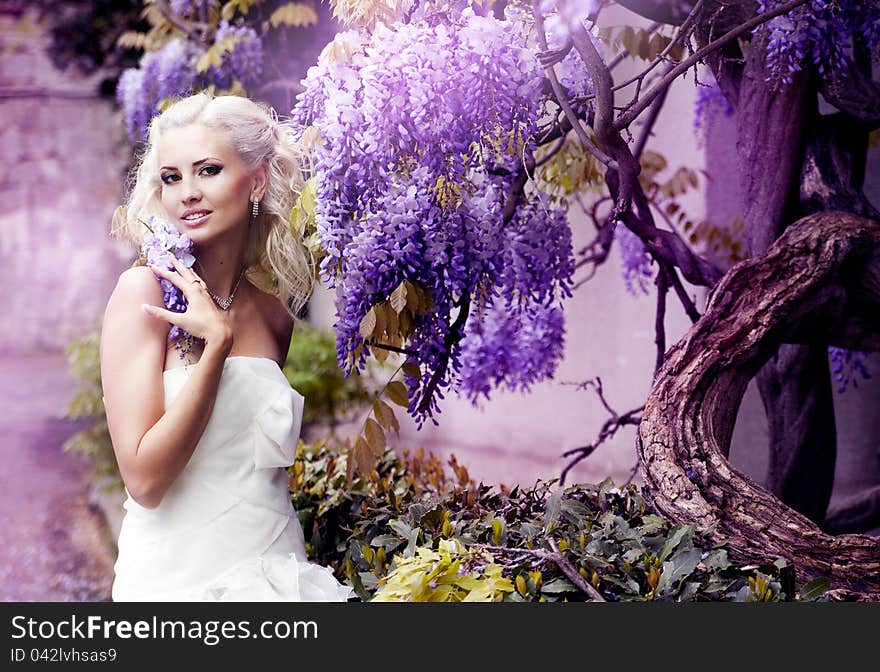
left=141, top=303, right=153, bottom=313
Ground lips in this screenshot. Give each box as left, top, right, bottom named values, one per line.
left=180, top=209, right=212, bottom=227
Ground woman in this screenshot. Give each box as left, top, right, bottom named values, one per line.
left=100, top=92, right=354, bottom=601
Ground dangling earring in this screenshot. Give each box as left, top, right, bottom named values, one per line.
left=251, top=197, right=260, bottom=224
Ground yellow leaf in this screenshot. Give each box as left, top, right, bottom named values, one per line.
left=372, top=344, right=389, bottom=364
left=386, top=380, right=409, bottom=408
left=196, top=37, right=239, bottom=73
left=117, top=31, right=149, bottom=50
left=405, top=281, right=421, bottom=313
left=491, top=517, right=503, bottom=545
left=364, top=417, right=386, bottom=456
left=402, top=362, right=421, bottom=380
left=352, top=436, right=373, bottom=476
left=373, top=399, right=400, bottom=436
left=384, top=305, right=398, bottom=340
left=269, top=2, right=318, bottom=28
left=358, top=307, right=377, bottom=340
left=390, top=281, right=408, bottom=314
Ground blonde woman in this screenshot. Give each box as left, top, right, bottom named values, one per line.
left=100, top=92, right=353, bottom=601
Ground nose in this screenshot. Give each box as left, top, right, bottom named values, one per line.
left=181, top=178, right=202, bottom=205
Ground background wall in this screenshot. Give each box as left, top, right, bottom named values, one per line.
left=0, top=12, right=131, bottom=354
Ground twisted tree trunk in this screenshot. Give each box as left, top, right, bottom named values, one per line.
left=637, top=212, right=880, bottom=600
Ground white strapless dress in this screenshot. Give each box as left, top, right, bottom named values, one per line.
left=111, top=356, right=355, bottom=602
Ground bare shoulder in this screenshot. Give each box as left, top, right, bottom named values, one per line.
left=101, top=265, right=168, bottom=377
left=111, top=266, right=165, bottom=306
left=252, top=285, right=295, bottom=353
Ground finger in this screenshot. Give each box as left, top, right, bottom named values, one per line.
left=170, top=255, right=200, bottom=282
left=148, top=263, right=184, bottom=287
left=141, top=303, right=179, bottom=324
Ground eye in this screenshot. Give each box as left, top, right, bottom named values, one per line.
left=160, top=173, right=180, bottom=185
left=200, top=165, right=222, bottom=176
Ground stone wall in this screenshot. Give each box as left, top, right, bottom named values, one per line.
left=0, top=11, right=132, bottom=356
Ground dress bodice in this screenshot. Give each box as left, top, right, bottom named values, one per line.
left=111, top=357, right=353, bottom=602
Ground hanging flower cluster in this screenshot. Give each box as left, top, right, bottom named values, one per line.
left=292, top=6, right=576, bottom=423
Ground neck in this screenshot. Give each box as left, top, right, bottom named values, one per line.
left=193, top=240, right=247, bottom=298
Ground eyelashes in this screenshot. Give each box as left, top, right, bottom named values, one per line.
left=160, top=164, right=223, bottom=185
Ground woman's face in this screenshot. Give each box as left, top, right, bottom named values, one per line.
left=158, top=123, right=257, bottom=244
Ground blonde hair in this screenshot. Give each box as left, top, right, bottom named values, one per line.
left=113, top=92, right=315, bottom=318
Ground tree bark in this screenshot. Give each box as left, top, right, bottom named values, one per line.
left=637, top=212, right=880, bottom=600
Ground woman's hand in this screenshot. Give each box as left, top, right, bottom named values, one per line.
left=141, top=256, right=233, bottom=348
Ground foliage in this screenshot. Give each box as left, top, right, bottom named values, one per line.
left=292, top=439, right=833, bottom=602
left=282, top=321, right=374, bottom=428
left=25, top=0, right=148, bottom=93
left=62, top=329, right=120, bottom=492
left=113, top=0, right=329, bottom=141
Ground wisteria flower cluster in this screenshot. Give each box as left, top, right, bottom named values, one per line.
left=116, top=21, right=264, bottom=142
left=208, top=21, right=264, bottom=91
left=615, top=224, right=654, bottom=297
left=169, top=0, right=211, bottom=17
left=117, top=38, right=197, bottom=142
left=756, top=0, right=880, bottom=86
left=140, top=216, right=200, bottom=357
left=828, top=347, right=872, bottom=393
left=458, top=295, right=566, bottom=405
left=292, top=6, right=575, bottom=423
left=693, top=72, right=734, bottom=147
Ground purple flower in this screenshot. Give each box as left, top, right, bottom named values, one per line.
left=140, top=216, right=200, bottom=353
left=616, top=225, right=653, bottom=296
left=828, top=347, right=871, bottom=393
left=208, top=21, right=264, bottom=90
left=292, top=8, right=574, bottom=424
left=756, top=1, right=878, bottom=86
left=116, top=39, right=197, bottom=142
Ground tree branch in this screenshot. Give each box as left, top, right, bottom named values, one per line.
left=654, top=265, right=669, bottom=373
left=415, top=295, right=471, bottom=416
left=154, top=0, right=212, bottom=43
left=614, top=0, right=812, bottom=131
left=533, top=4, right=616, bottom=168
left=559, top=378, right=644, bottom=485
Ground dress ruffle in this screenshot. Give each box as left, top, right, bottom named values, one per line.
left=186, top=553, right=356, bottom=602
left=252, top=381, right=304, bottom=470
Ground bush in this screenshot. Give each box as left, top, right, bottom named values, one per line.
left=292, top=440, right=831, bottom=602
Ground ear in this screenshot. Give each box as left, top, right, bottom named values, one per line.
left=251, top=164, right=269, bottom=201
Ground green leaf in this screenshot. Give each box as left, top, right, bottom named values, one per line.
left=659, top=524, right=694, bottom=561
left=539, top=577, right=578, bottom=595
left=656, top=547, right=701, bottom=596
left=798, top=577, right=831, bottom=601
left=543, top=488, right=563, bottom=533
left=369, top=534, right=404, bottom=551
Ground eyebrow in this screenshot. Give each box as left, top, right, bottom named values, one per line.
left=159, top=157, right=222, bottom=171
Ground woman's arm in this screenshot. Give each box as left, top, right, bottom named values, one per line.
left=100, top=264, right=233, bottom=509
